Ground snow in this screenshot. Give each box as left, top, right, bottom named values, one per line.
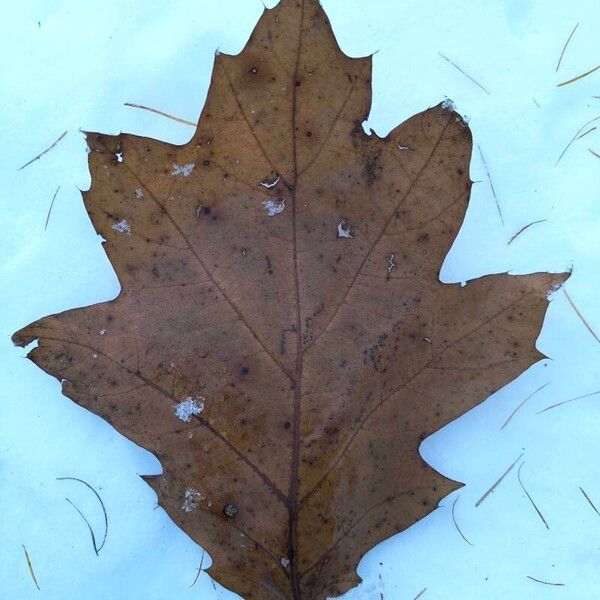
left=111, top=219, right=131, bottom=235
left=172, top=162, right=195, bottom=177
left=174, top=396, right=205, bottom=422
left=1, top=1, right=599, bottom=599
left=262, top=197, right=285, bottom=216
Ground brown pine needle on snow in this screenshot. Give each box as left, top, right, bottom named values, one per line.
left=412, top=588, right=427, bottom=600
left=526, top=575, right=565, bottom=587
left=451, top=495, right=474, bottom=546
left=439, top=52, right=490, bottom=95
left=65, top=498, right=100, bottom=555
left=563, top=288, right=600, bottom=345
left=475, top=453, right=523, bottom=507
left=517, top=463, right=549, bottom=529
left=537, top=389, right=600, bottom=414
left=22, top=545, right=40, bottom=590
left=56, top=477, right=108, bottom=552
left=124, top=102, right=197, bottom=127
left=557, top=64, right=600, bottom=87
left=477, top=145, right=504, bottom=225
left=507, top=220, right=547, bottom=245
left=579, top=486, right=600, bottom=516
left=189, top=549, right=206, bottom=588
left=18, top=130, right=68, bottom=171
left=500, top=382, right=550, bottom=429
left=556, top=115, right=600, bottom=164
left=589, top=148, right=600, bottom=159
left=44, top=185, right=61, bottom=230
left=555, top=23, right=579, bottom=71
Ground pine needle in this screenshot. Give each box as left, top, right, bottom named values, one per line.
left=124, top=102, right=197, bottom=127
left=526, top=575, right=565, bottom=586
left=18, top=130, right=68, bottom=171
left=557, top=64, right=600, bottom=87
left=500, top=382, right=550, bottom=429
left=439, top=52, right=490, bottom=94
left=589, top=148, right=600, bottom=159
left=537, top=389, right=600, bottom=414
left=555, top=23, right=579, bottom=71
left=579, top=486, right=600, bottom=516
left=517, top=463, right=549, bottom=529
left=563, top=288, right=600, bottom=345
left=412, top=588, right=427, bottom=600
left=451, top=495, right=474, bottom=546
left=507, top=220, right=547, bottom=245
left=44, top=185, right=61, bottom=230
left=556, top=115, right=600, bottom=164
left=475, top=453, right=523, bottom=507
left=65, top=498, right=99, bottom=555
left=477, top=145, right=504, bottom=225
left=57, top=477, right=108, bottom=551
left=189, top=549, right=206, bottom=588
left=22, top=545, right=40, bottom=590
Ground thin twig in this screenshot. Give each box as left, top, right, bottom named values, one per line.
left=563, top=288, right=600, bottom=345
left=555, top=23, right=579, bottom=71
left=579, top=486, right=600, bottom=516
left=537, top=389, right=600, bottom=414
left=124, top=102, right=196, bottom=127
left=526, top=575, right=565, bottom=586
left=44, top=185, right=61, bottom=230
left=556, top=115, right=600, bottom=164
left=477, top=145, right=504, bottom=225
left=475, top=453, right=523, bottom=507
left=18, top=130, right=68, bottom=171
left=557, top=65, right=600, bottom=87
left=589, top=148, right=600, bottom=159
left=532, top=97, right=541, bottom=108
left=22, top=545, right=40, bottom=590
left=57, top=477, right=108, bottom=551
left=451, top=495, right=474, bottom=546
left=517, top=463, right=549, bottom=529
left=501, top=382, right=550, bottom=429
left=412, top=588, right=427, bottom=600
left=65, top=498, right=99, bottom=555
left=507, top=219, right=547, bottom=245
left=189, top=549, right=206, bottom=588
left=439, top=52, right=490, bottom=94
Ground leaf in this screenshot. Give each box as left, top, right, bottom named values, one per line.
left=13, top=1, right=567, bottom=598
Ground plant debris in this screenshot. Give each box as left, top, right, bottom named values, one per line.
left=124, top=102, right=196, bottom=127
left=18, top=130, right=68, bottom=171
left=517, top=462, right=549, bottom=529
left=555, top=23, right=579, bottom=72
left=475, top=453, right=524, bottom=507
left=22, top=544, right=40, bottom=590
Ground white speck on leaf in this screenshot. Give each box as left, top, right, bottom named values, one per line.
left=263, top=198, right=285, bottom=217
left=175, top=396, right=205, bottom=422
left=172, top=163, right=195, bottom=177
left=99, top=329, right=106, bottom=335
left=260, top=175, right=280, bottom=188
left=281, top=557, right=290, bottom=568
left=115, top=151, right=123, bottom=163
left=182, top=488, right=205, bottom=513
left=112, top=219, right=131, bottom=235
left=134, top=188, right=144, bottom=199
left=397, top=144, right=413, bottom=152
left=337, top=220, right=353, bottom=239
left=387, top=253, right=396, bottom=272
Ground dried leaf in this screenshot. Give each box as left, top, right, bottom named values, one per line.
left=13, top=1, right=567, bottom=598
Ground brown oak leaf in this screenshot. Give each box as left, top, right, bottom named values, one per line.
left=13, top=1, right=567, bottom=598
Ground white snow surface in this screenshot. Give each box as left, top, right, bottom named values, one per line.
left=1, top=1, right=599, bottom=599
